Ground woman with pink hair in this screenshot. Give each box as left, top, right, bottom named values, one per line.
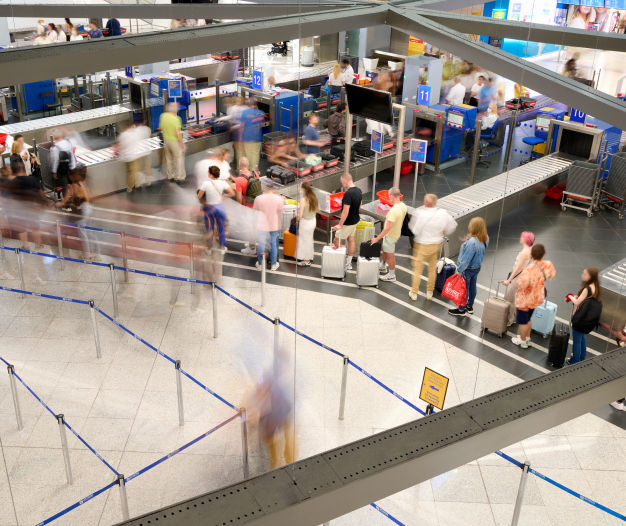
left=502, top=231, right=535, bottom=326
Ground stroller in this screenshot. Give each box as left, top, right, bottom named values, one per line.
left=268, top=41, right=288, bottom=57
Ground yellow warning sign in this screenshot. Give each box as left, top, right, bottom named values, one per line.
left=419, top=367, right=449, bottom=411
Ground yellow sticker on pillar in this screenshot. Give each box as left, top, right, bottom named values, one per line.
left=419, top=367, right=449, bottom=411
left=408, top=37, right=424, bottom=56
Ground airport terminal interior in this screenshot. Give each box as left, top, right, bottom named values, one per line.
left=1, top=1, right=626, bottom=525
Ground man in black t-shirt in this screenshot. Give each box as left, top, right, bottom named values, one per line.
left=332, top=173, right=362, bottom=270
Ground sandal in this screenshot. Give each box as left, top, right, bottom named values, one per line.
left=298, top=260, right=311, bottom=266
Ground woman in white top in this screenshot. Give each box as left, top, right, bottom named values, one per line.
left=47, top=23, right=58, bottom=42
left=328, top=64, right=343, bottom=87
left=502, top=231, right=535, bottom=326
left=197, top=165, right=235, bottom=254
left=56, top=26, right=67, bottom=42
left=70, top=27, right=83, bottom=41
left=569, top=6, right=592, bottom=29
left=34, top=34, right=51, bottom=45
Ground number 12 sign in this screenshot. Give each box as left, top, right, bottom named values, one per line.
left=253, top=70, right=263, bottom=91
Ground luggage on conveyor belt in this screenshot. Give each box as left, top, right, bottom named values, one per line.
left=187, top=124, right=213, bottom=138
left=204, top=118, right=228, bottom=134
left=303, top=98, right=317, bottom=114
left=330, top=144, right=356, bottom=163
left=266, top=165, right=296, bottom=184
left=505, top=97, right=537, bottom=110
left=285, top=160, right=312, bottom=177
left=321, top=153, right=338, bottom=167
left=352, top=140, right=375, bottom=157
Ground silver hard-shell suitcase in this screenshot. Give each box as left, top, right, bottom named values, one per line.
left=481, top=281, right=510, bottom=337
left=356, top=256, right=379, bottom=288
left=321, top=245, right=346, bottom=280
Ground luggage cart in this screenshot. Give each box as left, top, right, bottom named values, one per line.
left=560, top=160, right=602, bottom=217
left=598, top=152, right=626, bottom=220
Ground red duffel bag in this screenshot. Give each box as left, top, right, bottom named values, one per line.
left=441, top=274, right=467, bottom=307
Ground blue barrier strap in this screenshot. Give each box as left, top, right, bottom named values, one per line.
left=63, top=421, right=119, bottom=475
left=35, top=480, right=117, bottom=526
left=278, top=321, right=343, bottom=357
left=215, top=285, right=274, bottom=323
left=112, top=265, right=213, bottom=285
left=124, top=233, right=188, bottom=245
left=0, top=245, right=13, bottom=251
left=11, top=371, right=56, bottom=418
left=125, top=413, right=239, bottom=483
left=529, top=467, right=626, bottom=521
left=370, top=504, right=406, bottom=526
left=94, top=307, right=176, bottom=365
left=348, top=360, right=426, bottom=416
left=20, top=249, right=110, bottom=267
left=0, top=286, right=90, bottom=304
left=0, top=356, right=9, bottom=367
left=494, top=450, right=523, bottom=468
left=178, top=367, right=239, bottom=411
left=58, top=222, right=118, bottom=235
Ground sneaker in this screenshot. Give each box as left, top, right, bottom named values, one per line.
left=379, top=267, right=388, bottom=275
left=205, top=247, right=213, bottom=256
left=566, top=358, right=571, bottom=365
left=379, top=274, right=396, bottom=282
left=466, top=307, right=474, bottom=315
left=611, top=401, right=624, bottom=410
left=345, top=263, right=353, bottom=271
left=255, top=262, right=262, bottom=270
left=511, top=336, right=529, bottom=348
left=271, top=263, right=280, bottom=271
left=241, top=247, right=256, bottom=255
left=220, top=247, right=227, bottom=255
left=448, top=308, right=466, bottom=317
left=408, top=291, right=417, bottom=301
left=426, top=291, right=433, bottom=300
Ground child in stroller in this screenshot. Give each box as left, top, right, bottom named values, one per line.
left=268, top=41, right=288, bottom=57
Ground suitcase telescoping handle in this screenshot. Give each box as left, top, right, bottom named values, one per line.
left=439, top=237, right=449, bottom=259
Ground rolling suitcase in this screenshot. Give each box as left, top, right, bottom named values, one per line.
left=435, top=238, right=456, bottom=292
left=548, top=322, right=570, bottom=367
left=353, top=218, right=375, bottom=257
left=283, top=230, right=297, bottom=259
left=359, top=239, right=382, bottom=259
left=530, top=299, right=557, bottom=338
left=356, top=257, right=379, bottom=288
left=481, top=282, right=509, bottom=337
left=321, top=245, right=346, bottom=280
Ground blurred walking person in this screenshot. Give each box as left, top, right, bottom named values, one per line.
left=253, top=180, right=284, bottom=271
left=238, top=101, right=264, bottom=172
left=296, top=182, right=318, bottom=266
left=236, top=157, right=262, bottom=255
left=118, top=120, right=152, bottom=192
left=197, top=166, right=235, bottom=255
left=50, top=128, right=75, bottom=191
left=502, top=231, right=534, bottom=326
left=160, top=102, right=186, bottom=182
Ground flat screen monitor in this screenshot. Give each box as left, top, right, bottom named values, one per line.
left=447, top=111, right=464, bottom=126
left=308, top=84, right=321, bottom=99
left=536, top=116, right=551, bottom=129
left=345, top=84, right=393, bottom=125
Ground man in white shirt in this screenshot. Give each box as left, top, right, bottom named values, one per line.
left=118, top=121, right=152, bottom=192
left=447, top=76, right=466, bottom=106
left=340, top=58, right=354, bottom=86
left=469, top=76, right=485, bottom=107
left=50, top=128, right=76, bottom=189
left=366, top=119, right=395, bottom=138
left=408, top=194, right=457, bottom=301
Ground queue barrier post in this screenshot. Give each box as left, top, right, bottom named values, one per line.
left=175, top=360, right=184, bottom=427
left=15, top=248, right=25, bottom=299
left=56, top=220, right=64, bottom=270
left=56, top=414, right=74, bottom=485
left=511, top=461, right=530, bottom=526
left=0, top=216, right=4, bottom=260
left=338, top=355, right=349, bottom=420
left=240, top=407, right=249, bottom=480
left=273, top=317, right=280, bottom=367
left=89, top=300, right=102, bottom=359
left=7, top=365, right=23, bottom=431
left=120, top=232, right=128, bottom=282
left=189, top=242, right=196, bottom=294
left=109, top=263, right=119, bottom=318
left=117, top=474, right=130, bottom=521
left=425, top=404, right=434, bottom=416
left=212, top=284, right=218, bottom=338
left=261, top=253, right=266, bottom=307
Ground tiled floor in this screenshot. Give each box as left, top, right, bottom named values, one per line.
left=0, top=231, right=625, bottom=526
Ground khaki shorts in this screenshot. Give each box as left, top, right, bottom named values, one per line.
left=339, top=223, right=358, bottom=240
left=382, top=236, right=399, bottom=254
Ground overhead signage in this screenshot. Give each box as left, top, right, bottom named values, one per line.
left=419, top=367, right=449, bottom=411
left=371, top=130, right=383, bottom=154
left=410, top=139, right=427, bottom=164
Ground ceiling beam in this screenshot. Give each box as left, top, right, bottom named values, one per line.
left=0, top=5, right=387, bottom=86
left=415, top=7, right=626, bottom=52
left=386, top=7, right=626, bottom=131
left=0, top=3, right=354, bottom=21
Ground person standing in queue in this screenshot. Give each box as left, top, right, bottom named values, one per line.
left=332, top=173, right=362, bottom=271
left=198, top=166, right=235, bottom=255
left=371, top=187, right=407, bottom=283
left=253, top=180, right=285, bottom=271
left=565, top=267, right=600, bottom=365
left=296, top=182, right=319, bottom=267
left=238, top=100, right=264, bottom=172
left=502, top=231, right=534, bottom=326
left=236, top=157, right=262, bottom=255
left=323, top=102, right=346, bottom=147
left=160, top=102, right=186, bottom=182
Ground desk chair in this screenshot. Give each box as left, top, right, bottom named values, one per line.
left=521, top=136, right=545, bottom=163
left=42, top=91, right=62, bottom=118
left=476, top=117, right=500, bottom=168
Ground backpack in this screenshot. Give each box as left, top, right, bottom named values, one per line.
left=57, top=150, right=71, bottom=176
left=244, top=171, right=262, bottom=204
left=571, top=289, right=603, bottom=334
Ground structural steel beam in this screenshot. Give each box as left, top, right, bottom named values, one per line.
left=0, top=5, right=387, bottom=86
left=387, top=7, right=626, bottom=132
left=114, top=349, right=626, bottom=526
left=415, top=8, right=626, bottom=52
left=0, top=3, right=353, bottom=20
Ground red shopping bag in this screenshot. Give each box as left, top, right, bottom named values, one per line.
left=441, top=274, right=467, bottom=307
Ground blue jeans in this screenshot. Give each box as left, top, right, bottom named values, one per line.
left=459, top=267, right=481, bottom=311
left=204, top=202, right=227, bottom=247
left=570, top=329, right=587, bottom=364
left=258, top=230, right=279, bottom=266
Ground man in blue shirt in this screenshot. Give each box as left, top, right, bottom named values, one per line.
left=239, top=101, right=265, bottom=172
left=478, top=78, right=495, bottom=112
left=302, top=113, right=326, bottom=155
left=105, top=18, right=122, bottom=36
left=87, top=21, right=103, bottom=39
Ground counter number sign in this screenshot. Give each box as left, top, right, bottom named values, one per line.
left=253, top=70, right=263, bottom=91
left=418, top=85, right=431, bottom=106
left=410, top=139, right=427, bottom=164
left=371, top=130, right=383, bottom=154
left=419, top=367, right=449, bottom=411
left=125, top=67, right=134, bottom=78
left=570, top=108, right=586, bottom=124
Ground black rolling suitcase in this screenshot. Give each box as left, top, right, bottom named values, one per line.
left=547, top=322, right=569, bottom=367
left=359, top=240, right=382, bottom=259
